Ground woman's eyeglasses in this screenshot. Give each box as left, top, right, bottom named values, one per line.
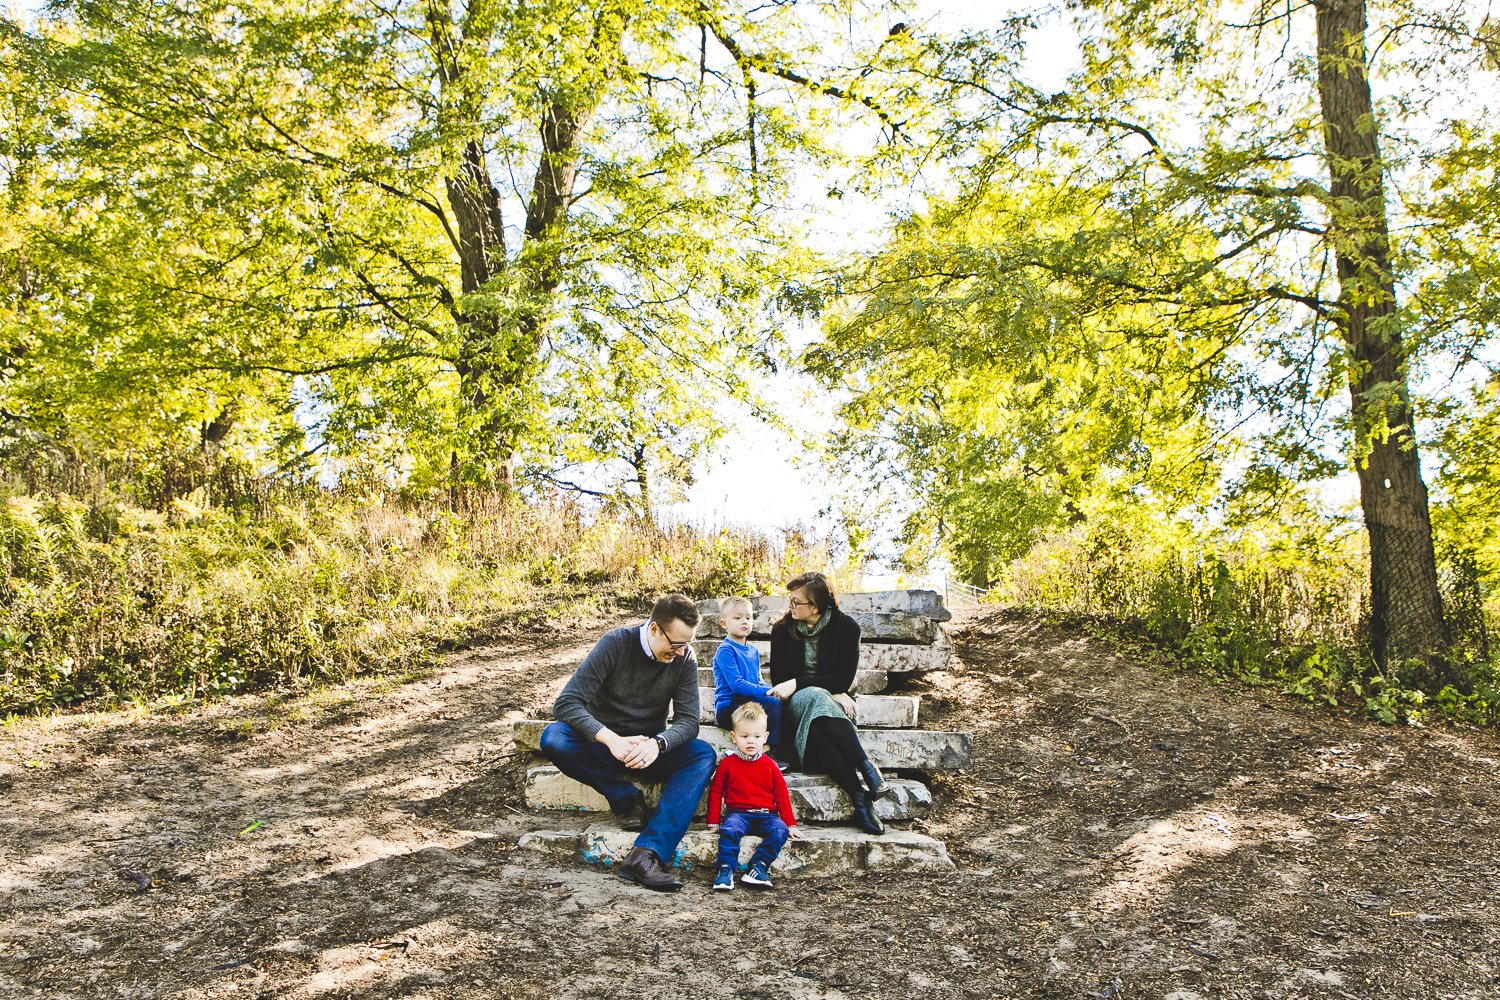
left=788, top=598, right=817, bottom=609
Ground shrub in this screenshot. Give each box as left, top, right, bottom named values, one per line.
left=0, top=490, right=829, bottom=714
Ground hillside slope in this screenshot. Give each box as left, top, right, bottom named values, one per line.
left=0, top=608, right=1494, bottom=998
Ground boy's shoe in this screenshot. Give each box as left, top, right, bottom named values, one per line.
left=712, top=865, right=734, bottom=891
left=741, top=861, right=774, bottom=889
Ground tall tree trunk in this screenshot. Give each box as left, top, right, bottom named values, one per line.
left=631, top=441, right=654, bottom=526
left=1313, top=0, right=1452, bottom=680
left=435, top=2, right=626, bottom=491
left=445, top=103, right=588, bottom=489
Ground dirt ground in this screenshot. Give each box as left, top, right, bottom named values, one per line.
left=2, top=606, right=1497, bottom=1000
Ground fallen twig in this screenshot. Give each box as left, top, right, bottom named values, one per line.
left=1085, top=708, right=1133, bottom=738
left=210, top=957, right=255, bottom=970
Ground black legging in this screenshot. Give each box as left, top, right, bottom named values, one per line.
left=801, top=716, right=870, bottom=798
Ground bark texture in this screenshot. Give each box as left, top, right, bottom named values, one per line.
left=1314, top=0, right=1451, bottom=676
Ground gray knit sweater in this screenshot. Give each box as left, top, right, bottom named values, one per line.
left=552, top=624, right=702, bottom=750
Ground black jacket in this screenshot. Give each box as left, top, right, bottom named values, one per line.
left=768, top=607, right=861, bottom=694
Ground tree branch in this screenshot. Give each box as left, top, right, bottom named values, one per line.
left=703, top=13, right=908, bottom=140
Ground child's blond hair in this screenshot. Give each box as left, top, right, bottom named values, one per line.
left=718, top=595, right=753, bottom=618
left=730, top=700, right=768, bottom=731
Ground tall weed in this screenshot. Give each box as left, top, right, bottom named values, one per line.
left=996, top=512, right=1500, bottom=726
left=0, top=490, right=826, bottom=713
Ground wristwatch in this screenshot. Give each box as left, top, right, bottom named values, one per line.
left=653, top=735, right=668, bottom=754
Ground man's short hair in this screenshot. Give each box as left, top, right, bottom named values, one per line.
left=730, top=700, right=767, bottom=730
left=651, top=593, right=700, bottom=631
left=718, top=595, right=753, bottom=618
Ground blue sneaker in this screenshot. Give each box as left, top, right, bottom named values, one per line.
left=712, top=865, right=734, bottom=891
left=741, top=861, right=773, bottom=889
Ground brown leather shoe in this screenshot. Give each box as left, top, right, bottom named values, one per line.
left=614, top=795, right=650, bottom=833
left=618, top=846, right=683, bottom=892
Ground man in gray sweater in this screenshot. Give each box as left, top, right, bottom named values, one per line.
left=540, top=593, right=716, bottom=891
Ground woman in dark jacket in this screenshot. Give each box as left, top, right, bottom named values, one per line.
left=768, top=572, right=892, bottom=834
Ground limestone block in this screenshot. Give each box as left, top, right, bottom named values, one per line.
left=850, top=694, right=920, bottom=728
left=781, top=773, right=931, bottom=822
left=697, top=638, right=950, bottom=676
left=523, top=766, right=931, bottom=822
left=695, top=665, right=889, bottom=694
left=864, top=834, right=957, bottom=872
left=691, top=639, right=768, bottom=667
left=858, top=641, right=952, bottom=675
left=517, top=823, right=953, bottom=874
left=697, top=590, right=951, bottom=623
left=698, top=611, right=940, bottom=644
left=694, top=690, right=917, bottom=728
left=512, top=720, right=972, bottom=770
left=524, top=765, right=709, bottom=815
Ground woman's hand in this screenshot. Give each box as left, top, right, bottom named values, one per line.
left=769, top=679, right=797, bottom=700
left=832, top=692, right=857, bottom=719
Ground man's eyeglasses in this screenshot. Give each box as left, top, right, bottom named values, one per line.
left=656, top=630, right=694, bottom=651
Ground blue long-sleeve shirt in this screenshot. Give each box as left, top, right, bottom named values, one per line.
left=712, top=637, right=770, bottom=715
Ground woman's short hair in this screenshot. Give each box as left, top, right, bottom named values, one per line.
left=786, top=571, right=838, bottom=612
left=774, top=571, right=838, bottom=633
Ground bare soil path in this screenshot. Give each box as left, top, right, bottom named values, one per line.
left=1, top=607, right=1496, bottom=999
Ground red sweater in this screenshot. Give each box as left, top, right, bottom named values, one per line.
left=706, top=753, right=798, bottom=827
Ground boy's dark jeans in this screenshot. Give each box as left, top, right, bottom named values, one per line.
left=716, top=810, right=789, bottom=871
left=539, top=721, right=716, bottom=865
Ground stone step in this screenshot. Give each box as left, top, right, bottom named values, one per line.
left=695, top=690, right=918, bottom=728
left=697, top=610, right=940, bottom=644
left=693, top=638, right=951, bottom=675
left=695, top=665, right=890, bottom=694
left=518, top=823, right=953, bottom=875
left=523, top=765, right=932, bottom=822
left=693, top=639, right=769, bottom=667
left=512, top=720, right=973, bottom=770
left=698, top=590, right=952, bottom=623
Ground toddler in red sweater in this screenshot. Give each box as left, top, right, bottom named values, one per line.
left=706, top=701, right=804, bottom=890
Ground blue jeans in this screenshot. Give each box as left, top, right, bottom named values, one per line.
left=716, top=811, right=789, bottom=871
left=539, top=721, right=716, bottom=865
left=715, top=695, right=783, bottom=746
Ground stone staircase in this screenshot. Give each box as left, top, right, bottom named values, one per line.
left=515, top=590, right=972, bottom=877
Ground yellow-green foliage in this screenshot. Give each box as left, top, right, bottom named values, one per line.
left=0, top=491, right=820, bottom=713
left=995, top=501, right=1500, bottom=726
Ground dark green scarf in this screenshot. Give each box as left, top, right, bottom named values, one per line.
left=795, top=608, right=832, bottom=677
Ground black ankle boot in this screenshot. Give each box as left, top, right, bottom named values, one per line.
left=859, top=758, right=892, bottom=800
left=850, top=789, right=885, bottom=835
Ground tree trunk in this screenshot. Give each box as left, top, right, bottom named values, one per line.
left=631, top=441, right=654, bottom=525
left=1313, top=0, right=1452, bottom=680
left=443, top=103, right=590, bottom=489
left=434, top=3, right=625, bottom=491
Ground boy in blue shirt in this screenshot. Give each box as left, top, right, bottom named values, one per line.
left=711, top=596, right=787, bottom=769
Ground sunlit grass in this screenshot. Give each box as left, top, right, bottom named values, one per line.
left=0, top=489, right=830, bottom=715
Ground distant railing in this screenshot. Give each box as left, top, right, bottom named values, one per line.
left=945, top=579, right=991, bottom=609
